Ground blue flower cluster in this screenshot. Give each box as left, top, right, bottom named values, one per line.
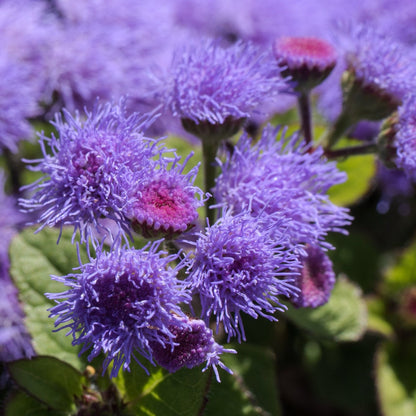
left=4, top=0, right=416, bottom=385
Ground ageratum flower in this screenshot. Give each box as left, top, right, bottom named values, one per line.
left=0, top=50, right=41, bottom=153
left=393, top=94, right=416, bottom=181
left=127, top=153, right=205, bottom=239
left=187, top=210, right=300, bottom=342
left=150, top=316, right=236, bottom=382
left=292, top=245, right=336, bottom=308
left=0, top=266, right=34, bottom=363
left=165, top=38, right=286, bottom=141
left=47, top=242, right=191, bottom=378
left=215, top=125, right=351, bottom=250
left=0, top=172, right=32, bottom=364
left=335, top=24, right=416, bottom=123
left=20, top=100, right=160, bottom=244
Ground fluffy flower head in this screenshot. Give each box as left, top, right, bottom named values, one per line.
left=47, top=242, right=191, bottom=377
left=166, top=38, right=285, bottom=127
left=339, top=25, right=416, bottom=119
left=187, top=211, right=299, bottom=342
left=0, top=265, right=34, bottom=363
left=215, top=125, right=351, bottom=249
left=394, top=94, right=416, bottom=181
left=20, top=100, right=160, bottom=243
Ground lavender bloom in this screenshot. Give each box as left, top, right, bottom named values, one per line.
left=0, top=175, right=33, bottom=363
left=0, top=172, right=24, bottom=256
left=47, top=242, right=191, bottom=378
left=0, top=265, right=34, bottom=363
left=49, top=1, right=178, bottom=113
left=342, top=25, right=415, bottom=105
left=0, top=50, right=41, bottom=152
left=164, top=38, right=286, bottom=138
left=150, top=317, right=236, bottom=382
left=20, top=100, right=160, bottom=243
left=319, top=24, right=416, bottom=123
left=187, top=210, right=300, bottom=342
left=127, top=154, right=205, bottom=239
left=394, top=95, right=416, bottom=182
left=292, top=245, right=336, bottom=308
left=215, top=125, right=351, bottom=250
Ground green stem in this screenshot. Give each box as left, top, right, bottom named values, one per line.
left=3, top=147, right=22, bottom=196
left=202, top=140, right=220, bottom=225
left=324, top=142, right=377, bottom=159
left=322, top=110, right=357, bottom=149
left=297, top=92, right=313, bottom=145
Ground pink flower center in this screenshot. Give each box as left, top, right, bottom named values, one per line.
left=275, top=37, right=336, bottom=61
left=133, top=179, right=197, bottom=234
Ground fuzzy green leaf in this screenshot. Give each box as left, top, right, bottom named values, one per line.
left=376, top=338, right=416, bottom=416
left=9, top=227, right=88, bottom=371
left=285, top=277, right=367, bottom=342
left=366, top=297, right=394, bottom=337
left=113, top=361, right=210, bottom=416
left=384, top=238, right=416, bottom=295
left=4, top=391, right=66, bottom=416
left=204, top=343, right=281, bottom=416
left=328, top=148, right=376, bottom=207
left=8, top=356, right=83, bottom=412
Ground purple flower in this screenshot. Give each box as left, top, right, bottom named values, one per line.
left=20, top=100, right=160, bottom=243
left=164, top=38, right=286, bottom=137
left=342, top=25, right=415, bottom=104
left=187, top=210, right=300, bottom=342
left=319, top=24, right=416, bottom=123
left=394, top=95, right=416, bottom=182
left=0, top=171, right=24, bottom=256
left=0, top=263, right=34, bottom=364
left=127, top=154, right=205, bottom=239
left=150, top=316, right=236, bottom=382
left=0, top=50, right=41, bottom=152
left=215, top=125, right=351, bottom=249
left=47, top=242, right=191, bottom=378
left=48, top=1, right=177, bottom=113
left=0, top=172, right=32, bottom=364
left=292, top=245, right=336, bottom=308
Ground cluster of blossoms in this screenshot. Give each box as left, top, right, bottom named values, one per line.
left=6, top=0, right=416, bottom=390
left=19, top=56, right=351, bottom=379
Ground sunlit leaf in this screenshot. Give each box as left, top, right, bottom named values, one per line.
left=9, top=227, right=88, bottom=371
left=285, top=277, right=367, bottom=342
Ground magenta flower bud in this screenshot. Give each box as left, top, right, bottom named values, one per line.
left=151, top=317, right=235, bottom=382
left=127, top=155, right=205, bottom=240
left=273, top=36, right=337, bottom=92
left=292, top=245, right=336, bottom=308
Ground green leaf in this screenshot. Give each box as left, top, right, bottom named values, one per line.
left=8, top=356, right=83, bottom=412
left=4, top=391, right=66, bottom=416
left=285, top=277, right=367, bottom=342
left=376, top=338, right=416, bottom=416
left=366, top=296, right=394, bottom=337
left=204, top=344, right=281, bottom=416
left=328, top=146, right=376, bottom=207
left=327, top=230, right=380, bottom=293
left=113, top=361, right=210, bottom=416
left=9, top=227, right=88, bottom=371
left=384, top=238, right=416, bottom=295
